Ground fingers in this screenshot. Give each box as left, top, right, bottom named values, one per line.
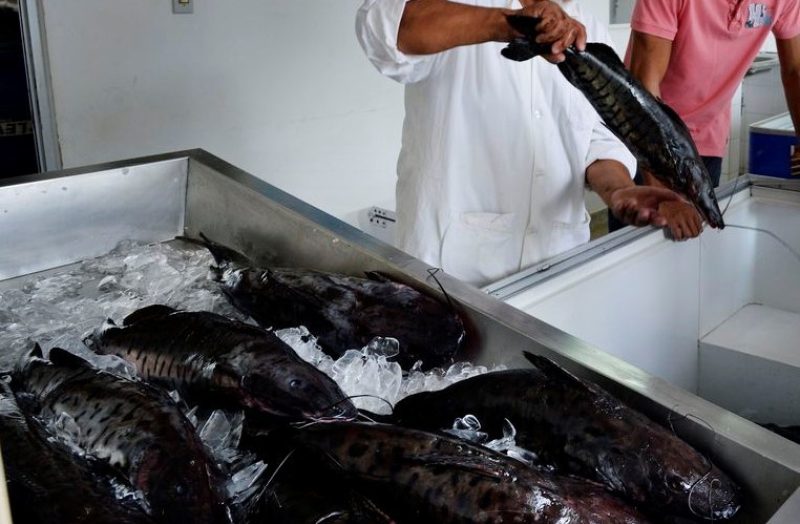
left=514, top=1, right=583, bottom=61
left=659, top=200, right=703, bottom=241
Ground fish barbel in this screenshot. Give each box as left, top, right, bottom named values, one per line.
left=84, top=304, right=357, bottom=420
left=502, top=16, right=725, bottom=229
left=12, top=346, right=232, bottom=524
left=186, top=233, right=467, bottom=370
left=262, top=421, right=652, bottom=524
left=393, top=352, right=741, bottom=521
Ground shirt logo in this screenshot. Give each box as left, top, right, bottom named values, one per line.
left=745, top=3, right=773, bottom=28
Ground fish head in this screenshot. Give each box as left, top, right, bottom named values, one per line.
left=142, top=449, right=231, bottom=523
left=680, top=158, right=725, bottom=229
left=238, top=353, right=357, bottom=421
left=651, top=461, right=742, bottom=521
left=593, top=423, right=740, bottom=520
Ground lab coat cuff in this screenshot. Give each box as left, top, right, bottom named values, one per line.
left=356, top=0, right=433, bottom=83
left=587, top=150, right=638, bottom=181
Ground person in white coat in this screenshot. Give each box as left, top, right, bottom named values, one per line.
left=356, top=0, right=681, bottom=286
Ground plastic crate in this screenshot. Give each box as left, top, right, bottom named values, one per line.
left=749, top=112, right=799, bottom=178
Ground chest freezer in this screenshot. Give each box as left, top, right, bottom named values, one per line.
left=486, top=175, right=800, bottom=430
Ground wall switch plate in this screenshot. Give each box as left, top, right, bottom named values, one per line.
left=172, top=0, right=193, bottom=14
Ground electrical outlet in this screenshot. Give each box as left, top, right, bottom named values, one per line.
left=172, top=0, right=193, bottom=14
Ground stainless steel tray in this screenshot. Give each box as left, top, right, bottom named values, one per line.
left=1, top=150, right=798, bottom=523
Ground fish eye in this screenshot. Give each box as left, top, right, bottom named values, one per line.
left=668, top=476, right=684, bottom=491
left=174, top=483, right=187, bottom=495
left=289, top=379, right=303, bottom=389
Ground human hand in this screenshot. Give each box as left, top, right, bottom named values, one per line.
left=608, top=186, right=682, bottom=229
left=514, top=1, right=586, bottom=63
left=658, top=200, right=703, bottom=241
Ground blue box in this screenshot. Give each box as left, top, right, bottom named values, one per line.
left=749, top=113, right=798, bottom=178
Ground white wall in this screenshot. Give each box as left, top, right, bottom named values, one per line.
left=40, top=0, right=403, bottom=224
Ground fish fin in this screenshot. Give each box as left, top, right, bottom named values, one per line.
left=122, top=304, right=177, bottom=326
left=179, top=232, right=254, bottom=271
left=48, top=347, right=92, bottom=369
left=522, top=351, right=591, bottom=391
left=501, top=16, right=551, bottom=62
left=582, top=43, right=627, bottom=73
left=29, top=343, right=44, bottom=359
left=501, top=38, right=541, bottom=62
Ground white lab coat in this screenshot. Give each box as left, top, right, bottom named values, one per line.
left=356, top=0, right=636, bottom=286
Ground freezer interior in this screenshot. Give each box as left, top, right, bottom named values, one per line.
left=1, top=152, right=800, bottom=523
left=490, top=181, right=800, bottom=429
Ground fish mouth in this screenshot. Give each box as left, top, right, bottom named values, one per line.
left=686, top=474, right=741, bottom=521
left=243, top=393, right=355, bottom=421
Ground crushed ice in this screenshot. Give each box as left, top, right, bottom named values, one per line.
left=446, top=415, right=540, bottom=467
left=1, top=239, right=504, bottom=418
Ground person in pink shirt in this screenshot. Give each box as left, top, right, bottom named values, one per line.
left=609, top=0, right=800, bottom=240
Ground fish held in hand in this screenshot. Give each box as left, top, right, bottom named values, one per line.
left=502, top=16, right=724, bottom=229
left=84, top=304, right=356, bottom=420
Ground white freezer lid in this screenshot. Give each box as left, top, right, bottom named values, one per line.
left=750, top=112, right=795, bottom=136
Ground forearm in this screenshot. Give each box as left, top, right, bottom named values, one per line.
left=398, top=0, right=515, bottom=55
left=777, top=36, right=800, bottom=144
left=781, top=69, right=800, bottom=145
left=585, top=160, right=634, bottom=206
left=628, top=31, right=672, bottom=98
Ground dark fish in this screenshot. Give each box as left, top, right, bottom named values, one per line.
left=250, top=451, right=396, bottom=524
left=12, top=346, right=232, bottom=524
left=83, top=305, right=357, bottom=420
left=0, top=379, right=155, bottom=524
left=187, top=233, right=466, bottom=370
left=262, top=421, right=651, bottom=524
left=502, top=16, right=725, bottom=229
left=393, top=352, right=741, bottom=521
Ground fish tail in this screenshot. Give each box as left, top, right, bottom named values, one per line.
left=501, top=16, right=552, bottom=62
left=177, top=232, right=253, bottom=274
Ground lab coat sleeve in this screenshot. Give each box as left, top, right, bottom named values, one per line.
left=355, top=0, right=437, bottom=84
left=586, top=124, right=638, bottom=180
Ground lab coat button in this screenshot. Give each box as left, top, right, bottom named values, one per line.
left=534, top=110, right=542, bottom=119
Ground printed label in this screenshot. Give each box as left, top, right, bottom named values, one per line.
left=746, top=3, right=774, bottom=28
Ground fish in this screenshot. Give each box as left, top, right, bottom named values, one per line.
left=256, top=421, right=652, bottom=524
left=392, top=352, right=741, bottom=521
left=185, top=233, right=467, bottom=370
left=83, top=305, right=357, bottom=420
left=0, top=379, right=155, bottom=524
left=11, top=345, right=232, bottom=524
left=501, top=16, right=725, bottom=229
left=249, top=451, right=396, bottom=524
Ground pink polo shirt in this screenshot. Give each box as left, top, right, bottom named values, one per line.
left=628, top=0, right=800, bottom=157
